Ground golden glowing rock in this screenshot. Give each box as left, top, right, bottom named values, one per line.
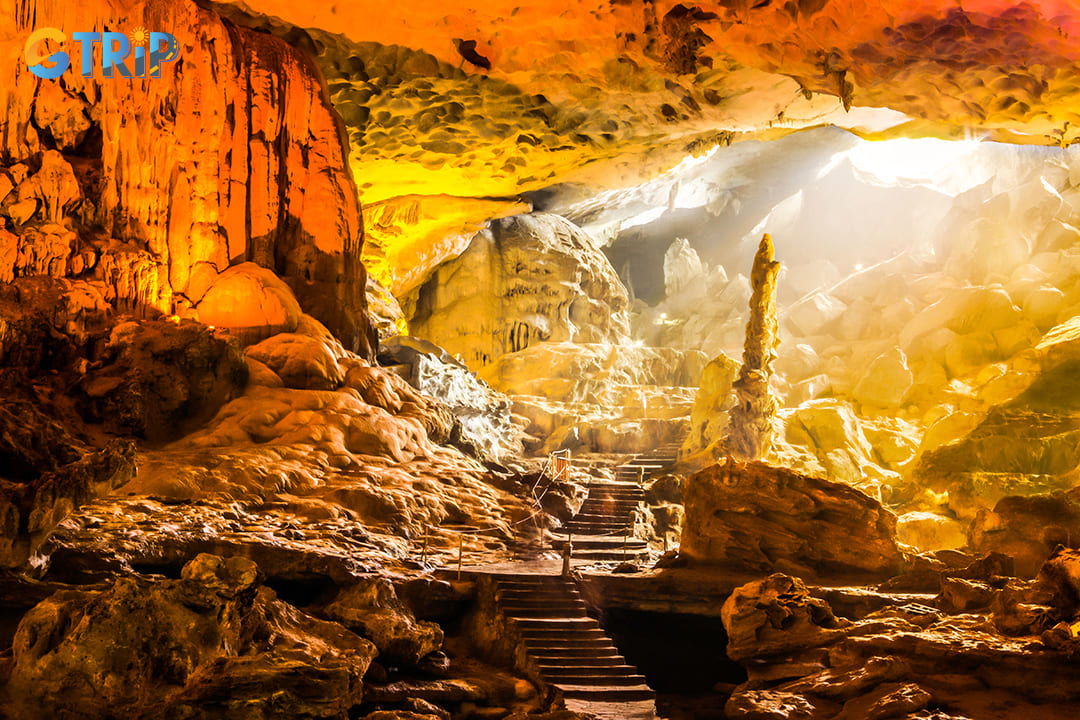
left=194, top=263, right=302, bottom=345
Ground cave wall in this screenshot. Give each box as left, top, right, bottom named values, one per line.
left=0, top=0, right=375, bottom=357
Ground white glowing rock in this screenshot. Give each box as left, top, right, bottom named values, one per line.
left=663, top=237, right=705, bottom=297
left=896, top=512, right=967, bottom=552
left=838, top=297, right=875, bottom=341
left=786, top=374, right=831, bottom=406
left=1024, top=285, right=1067, bottom=331
left=900, top=287, right=1021, bottom=350
left=1035, top=219, right=1080, bottom=254
left=786, top=291, right=846, bottom=336
left=775, top=342, right=821, bottom=381
left=853, top=346, right=913, bottom=408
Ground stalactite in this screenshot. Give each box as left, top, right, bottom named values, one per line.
left=725, top=233, right=780, bottom=461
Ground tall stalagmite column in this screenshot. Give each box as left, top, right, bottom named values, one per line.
left=726, top=234, right=780, bottom=461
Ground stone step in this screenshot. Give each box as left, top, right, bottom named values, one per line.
left=503, top=605, right=588, bottom=618
left=494, top=578, right=578, bottom=587
left=560, top=550, right=648, bottom=561
left=542, top=671, right=649, bottom=686
left=550, top=537, right=646, bottom=549
left=558, top=684, right=656, bottom=702
left=533, top=660, right=626, bottom=669
left=527, top=643, right=622, bottom=656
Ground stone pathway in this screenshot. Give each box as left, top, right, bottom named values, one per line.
left=551, top=441, right=682, bottom=563
left=493, top=572, right=658, bottom=720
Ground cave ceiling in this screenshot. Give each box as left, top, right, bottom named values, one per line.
left=228, top=0, right=1080, bottom=212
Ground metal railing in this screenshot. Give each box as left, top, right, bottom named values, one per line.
left=419, top=449, right=574, bottom=576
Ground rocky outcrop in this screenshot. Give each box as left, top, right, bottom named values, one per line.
left=0, top=0, right=375, bottom=358
left=408, top=213, right=629, bottom=369
left=1, top=553, right=376, bottom=719
left=380, top=336, right=523, bottom=462
left=0, top=397, right=135, bottom=568
left=723, top=569, right=1080, bottom=720
left=682, top=351, right=739, bottom=457
left=479, top=340, right=702, bottom=453
left=680, top=459, right=903, bottom=582
left=320, top=577, right=444, bottom=668
left=969, top=493, right=1080, bottom=578
left=75, top=319, right=249, bottom=442
left=726, top=234, right=781, bottom=461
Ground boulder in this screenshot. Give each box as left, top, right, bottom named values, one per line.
left=194, top=262, right=302, bottom=345
left=76, top=319, right=248, bottom=441
left=970, top=493, right=1080, bottom=578
left=683, top=351, right=739, bottom=455
left=680, top=459, right=903, bottom=581
left=1, top=553, right=376, bottom=719
left=896, top=512, right=968, bottom=553
left=320, top=576, right=444, bottom=667
left=721, top=573, right=848, bottom=662
left=853, top=346, right=913, bottom=408
left=246, top=318, right=348, bottom=391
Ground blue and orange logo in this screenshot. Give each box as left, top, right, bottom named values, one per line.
left=25, top=27, right=179, bottom=79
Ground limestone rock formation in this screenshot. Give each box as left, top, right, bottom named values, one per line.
left=191, top=263, right=303, bottom=345
left=0, top=0, right=375, bottom=358
left=1, top=553, right=376, bottom=719
left=225, top=0, right=1080, bottom=216
left=0, top=398, right=135, bottom=568
left=723, top=568, right=1080, bottom=720
left=479, top=341, right=703, bottom=453
left=75, top=319, right=249, bottom=442
left=969, top=493, right=1080, bottom=578
left=380, top=336, right=523, bottom=462
left=320, top=577, right=444, bottom=668
left=408, top=213, right=629, bottom=370
left=683, top=352, right=740, bottom=457
left=680, top=459, right=903, bottom=581
left=726, top=234, right=781, bottom=461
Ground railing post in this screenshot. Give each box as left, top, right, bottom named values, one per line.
left=421, top=524, right=429, bottom=565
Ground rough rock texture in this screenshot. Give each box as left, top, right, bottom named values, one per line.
left=226, top=0, right=1080, bottom=213
left=320, top=577, right=444, bottom=668
left=0, top=0, right=375, bottom=358
left=682, top=351, right=740, bottom=457
left=75, top=319, right=249, bottom=442
left=969, top=493, right=1080, bottom=578
left=479, top=341, right=702, bottom=453
left=408, top=213, right=629, bottom=370
left=0, top=553, right=376, bottom=719
left=723, top=567, right=1080, bottom=720
left=380, top=336, right=523, bottom=462
left=726, top=234, right=781, bottom=461
left=0, top=400, right=135, bottom=568
left=680, top=459, right=903, bottom=581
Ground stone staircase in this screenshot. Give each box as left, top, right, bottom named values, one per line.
left=495, top=573, right=658, bottom=719
left=552, top=441, right=682, bottom=562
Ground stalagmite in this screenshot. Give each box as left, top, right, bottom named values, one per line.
left=725, top=234, right=780, bottom=461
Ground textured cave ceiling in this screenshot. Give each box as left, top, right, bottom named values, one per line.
left=227, top=0, right=1080, bottom=211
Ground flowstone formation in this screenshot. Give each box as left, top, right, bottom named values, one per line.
left=725, top=234, right=781, bottom=462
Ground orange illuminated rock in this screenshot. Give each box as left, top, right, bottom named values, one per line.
left=194, top=262, right=302, bottom=345
left=0, top=0, right=375, bottom=358
left=681, top=458, right=903, bottom=581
